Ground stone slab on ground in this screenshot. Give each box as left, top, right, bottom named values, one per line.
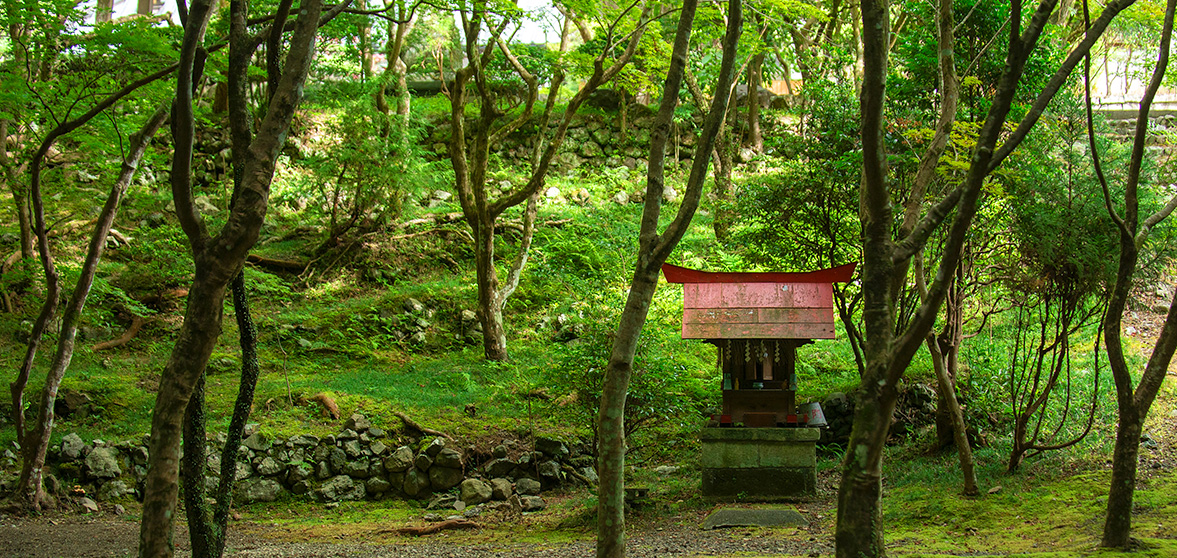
left=702, top=506, right=808, bottom=530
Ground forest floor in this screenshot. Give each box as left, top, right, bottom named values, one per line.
left=2, top=420, right=1176, bottom=558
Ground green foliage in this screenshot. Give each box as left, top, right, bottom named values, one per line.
left=541, top=288, right=717, bottom=462
left=107, top=225, right=192, bottom=295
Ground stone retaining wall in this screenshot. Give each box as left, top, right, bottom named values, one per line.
left=4, top=413, right=596, bottom=515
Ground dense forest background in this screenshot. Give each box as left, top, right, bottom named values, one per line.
left=1, top=0, right=1176, bottom=557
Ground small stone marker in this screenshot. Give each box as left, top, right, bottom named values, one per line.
left=702, top=507, right=808, bottom=530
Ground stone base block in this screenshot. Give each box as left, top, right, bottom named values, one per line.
left=701, top=467, right=815, bottom=499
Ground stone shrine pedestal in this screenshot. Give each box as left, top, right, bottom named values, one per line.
left=700, top=427, right=819, bottom=499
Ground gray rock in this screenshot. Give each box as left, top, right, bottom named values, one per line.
left=507, top=494, right=523, bottom=513
left=516, top=477, right=541, bottom=496
left=534, top=437, right=569, bottom=459
left=578, top=466, right=599, bottom=485
left=84, top=447, right=121, bottom=479
left=343, top=439, right=364, bottom=458
left=702, top=507, right=808, bottom=529
left=370, top=441, right=388, bottom=456
left=490, top=478, right=513, bottom=500
left=234, top=460, right=254, bottom=481
left=256, top=457, right=282, bottom=476
left=291, top=481, right=311, bottom=496
left=387, top=470, right=405, bottom=491
left=404, top=298, right=425, bottom=313
left=318, top=475, right=365, bottom=502
left=492, top=445, right=508, bottom=459
left=365, top=477, right=392, bottom=494
left=427, top=494, right=458, bottom=509
left=287, top=462, right=313, bottom=484
left=337, top=429, right=359, bottom=441
left=61, top=433, right=85, bottom=461
left=243, top=432, right=271, bottom=452
left=463, top=506, right=482, bottom=519
left=316, top=460, right=332, bottom=480
left=414, top=453, right=434, bottom=471
left=328, top=447, right=348, bottom=474
left=345, top=413, right=372, bottom=432
left=402, top=468, right=431, bottom=498
left=343, top=458, right=371, bottom=479
left=428, top=466, right=463, bottom=491
left=460, top=479, right=492, bottom=506
left=662, top=185, right=679, bottom=203
left=484, top=458, right=516, bottom=478
left=79, top=497, right=99, bottom=513
left=289, top=434, right=319, bottom=447
left=97, top=480, right=131, bottom=500
left=538, top=460, right=561, bottom=480
left=653, top=465, right=679, bottom=475
left=520, top=495, right=546, bottom=512
left=424, top=437, right=447, bottom=458
left=434, top=448, right=463, bottom=469
left=238, top=478, right=284, bottom=503
left=369, top=427, right=385, bottom=438
left=384, top=446, right=414, bottom=472
left=612, top=191, right=629, bottom=205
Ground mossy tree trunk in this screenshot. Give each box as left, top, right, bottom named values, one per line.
left=1097, top=0, right=1177, bottom=546
left=839, top=0, right=1134, bottom=554
left=596, top=2, right=742, bottom=556
left=137, top=0, right=346, bottom=554
left=10, top=107, right=167, bottom=512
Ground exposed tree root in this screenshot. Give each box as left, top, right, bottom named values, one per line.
left=395, top=519, right=478, bottom=536
left=92, top=315, right=145, bottom=351
left=393, top=410, right=453, bottom=440
left=309, top=393, right=340, bottom=420
left=246, top=253, right=307, bottom=273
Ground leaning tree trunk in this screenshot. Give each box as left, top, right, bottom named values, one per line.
left=927, top=335, right=978, bottom=495
left=596, top=2, right=742, bottom=556
left=138, top=0, right=332, bottom=554
left=183, top=270, right=263, bottom=558
left=12, top=107, right=167, bottom=511
left=1099, top=0, right=1177, bottom=547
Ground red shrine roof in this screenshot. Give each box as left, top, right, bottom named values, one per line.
left=661, top=263, right=856, bottom=284
left=661, top=263, right=857, bottom=340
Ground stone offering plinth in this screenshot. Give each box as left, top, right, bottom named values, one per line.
left=700, top=427, right=819, bottom=499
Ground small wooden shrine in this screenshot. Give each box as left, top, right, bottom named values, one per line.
left=662, top=262, right=855, bottom=499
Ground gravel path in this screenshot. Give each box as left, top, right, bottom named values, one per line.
left=0, top=507, right=834, bottom=558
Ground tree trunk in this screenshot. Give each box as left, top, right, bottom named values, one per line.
left=596, top=2, right=741, bottom=556
left=475, top=217, right=508, bottom=361
left=1101, top=408, right=1141, bottom=547
left=745, top=51, right=764, bottom=152
left=139, top=0, right=331, bottom=554
left=834, top=368, right=895, bottom=558
left=1098, top=0, right=1177, bottom=546
left=927, top=335, right=978, bottom=495
left=12, top=107, right=167, bottom=512
left=182, top=271, right=262, bottom=558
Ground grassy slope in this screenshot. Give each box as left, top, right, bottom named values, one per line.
left=1, top=116, right=1175, bottom=556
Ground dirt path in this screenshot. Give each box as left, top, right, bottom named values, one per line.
left=0, top=510, right=833, bottom=558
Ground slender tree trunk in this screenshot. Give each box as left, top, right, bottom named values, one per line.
left=1099, top=0, right=1177, bottom=546
left=927, top=335, right=978, bottom=495
left=475, top=215, right=508, bottom=361
left=745, top=51, right=764, bottom=152
left=12, top=107, right=167, bottom=511
left=596, top=2, right=741, bottom=555
left=139, top=0, right=331, bottom=553
left=0, top=119, right=33, bottom=260
left=182, top=270, right=262, bottom=558
left=1102, top=407, right=1142, bottom=546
